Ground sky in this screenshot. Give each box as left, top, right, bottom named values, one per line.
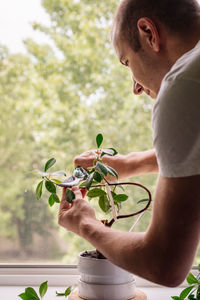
left=0, top=0, right=200, bottom=54
left=0, top=0, right=50, bottom=53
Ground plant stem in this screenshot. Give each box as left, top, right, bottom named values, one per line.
left=91, top=181, right=152, bottom=227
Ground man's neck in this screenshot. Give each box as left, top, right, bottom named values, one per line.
left=167, top=22, right=200, bottom=68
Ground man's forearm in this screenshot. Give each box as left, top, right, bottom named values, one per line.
left=125, top=149, right=158, bottom=177
left=103, top=149, right=158, bottom=180
left=80, top=219, right=160, bottom=285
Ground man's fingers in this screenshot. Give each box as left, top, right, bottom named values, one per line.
left=72, top=186, right=83, bottom=199
left=59, top=188, right=71, bottom=212
left=74, top=149, right=97, bottom=168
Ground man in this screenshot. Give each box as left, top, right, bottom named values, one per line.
left=58, top=0, right=200, bottom=287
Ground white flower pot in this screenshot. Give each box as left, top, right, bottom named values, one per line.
left=77, top=250, right=136, bottom=300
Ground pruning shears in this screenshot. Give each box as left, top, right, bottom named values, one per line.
left=58, top=167, right=89, bottom=197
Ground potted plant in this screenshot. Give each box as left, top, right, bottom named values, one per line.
left=33, top=134, right=151, bottom=300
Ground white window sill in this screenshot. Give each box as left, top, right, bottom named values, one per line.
left=0, top=286, right=184, bottom=300
left=0, top=265, right=198, bottom=300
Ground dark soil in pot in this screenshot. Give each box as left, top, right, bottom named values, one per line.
left=81, top=250, right=106, bottom=259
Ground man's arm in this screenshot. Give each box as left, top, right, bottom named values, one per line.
left=74, top=149, right=158, bottom=179
left=58, top=175, right=200, bottom=287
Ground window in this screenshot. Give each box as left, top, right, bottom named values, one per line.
left=0, top=0, right=199, bottom=267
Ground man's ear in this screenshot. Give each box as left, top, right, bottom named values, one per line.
left=137, top=18, right=160, bottom=52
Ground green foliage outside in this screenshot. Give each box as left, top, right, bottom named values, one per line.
left=0, top=0, right=199, bottom=265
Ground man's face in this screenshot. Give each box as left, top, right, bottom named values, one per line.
left=113, top=33, right=159, bottom=99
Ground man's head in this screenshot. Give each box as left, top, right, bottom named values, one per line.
left=112, top=0, right=200, bottom=98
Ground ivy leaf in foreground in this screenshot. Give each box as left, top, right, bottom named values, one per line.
left=44, top=158, right=56, bottom=172
left=96, top=133, right=103, bottom=148
left=56, top=286, right=72, bottom=297
left=180, top=286, right=195, bottom=300
left=187, top=273, right=198, bottom=284
left=18, top=293, right=30, bottom=300
left=25, top=287, right=40, bottom=300
left=39, top=281, right=48, bottom=299
left=65, top=189, right=75, bottom=203
left=171, top=297, right=181, bottom=300
left=36, top=180, right=43, bottom=200
left=45, top=181, right=56, bottom=193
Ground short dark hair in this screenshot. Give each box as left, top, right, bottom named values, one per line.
left=114, top=0, right=200, bottom=52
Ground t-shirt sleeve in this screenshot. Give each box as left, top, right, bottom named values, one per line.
left=152, top=78, right=200, bottom=178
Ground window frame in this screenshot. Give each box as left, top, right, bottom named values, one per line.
left=0, top=264, right=198, bottom=287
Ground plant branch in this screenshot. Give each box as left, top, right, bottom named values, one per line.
left=91, top=182, right=152, bottom=227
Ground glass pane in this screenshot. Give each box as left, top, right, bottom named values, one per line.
left=0, top=0, right=199, bottom=268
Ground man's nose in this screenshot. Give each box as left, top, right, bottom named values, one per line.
left=133, top=81, right=144, bottom=95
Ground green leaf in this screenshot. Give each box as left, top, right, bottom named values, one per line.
left=171, top=297, right=181, bottom=300
left=39, top=281, right=48, bottom=298
left=137, top=198, right=149, bottom=205
left=180, top=286, right=195, bottom=300
left=56, top=291, right=65, bottom=296
left=25, top=287, right=40, bottom=300
left=113, top=194, right=128, bottom=202
left=101, top=148, right=118, bottom=156
left=18, top=293, right=30, bottom=300
left=99, top=195, right=110, bottom=213
left=44, top=158, right=56, bottom=172
left=56, top=287, right=72, bottom=297
left=52, top=178, right=62, bottom=184
left=105, top=165, right=118, bottom=178
left=52, top=193, right=60, bottom=203
left=96, top=133, right=103, bottom=148
left=48, top=194, right=55, bottom=207
left=109, top=148, right=118, bottom=156
left=52, top=171, right=66, bottom=176
left=36, top=180, right=43, bottom=200
left=87, top=188, right=106, bottom=198
left=65, top=287, right=72, bottom=296
left=45, top=181, right=56, bottom=193
left=85, top=172, right=95, bottom=190
left=65, top=189, right=75, bottom=203
left=93, top=171, right=102, bottom=183
left=37, top=170, right=50, bottom=177
left=96, top=162, right=108, bottom=176
left=187, top=273, right=198, bottom=284
left=188, top=294, right=195, bottom=299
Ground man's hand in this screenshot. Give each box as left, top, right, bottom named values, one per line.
left=74, top=149, right=158, bottom=179
left=58, top=186, right=100, bottom=236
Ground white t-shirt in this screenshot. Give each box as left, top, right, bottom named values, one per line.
left=152, top=40, right=200, bottom=178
